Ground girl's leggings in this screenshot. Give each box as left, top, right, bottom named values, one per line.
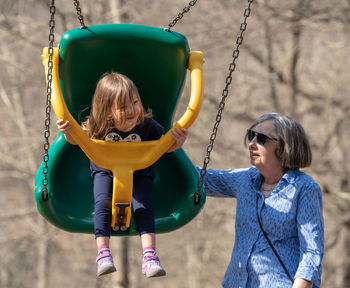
left=92, top=166, right=155, bottom=237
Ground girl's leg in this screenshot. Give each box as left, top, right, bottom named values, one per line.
left=92, top=167, right=116, bottom=276
left=140, top=233, right=166, bottom=278
left=133, top=176, right=165, bottom=277
left=96, top=236, right=110, bottom=250
left=132, top=176, right=156, bottom=236
left=140, top=233, right=155, bottom=250
left=93, top=168, right=113, bottom=239
left=141, top=232, right=156, bottom=257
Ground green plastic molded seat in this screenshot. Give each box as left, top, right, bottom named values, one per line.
left=34, top=24, right=206, bottom=235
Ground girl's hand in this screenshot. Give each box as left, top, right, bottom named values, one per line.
left=57, top=119, right=72, bottom=134
left=57, top=119, right=77, bottom=145
left=167, top=127, right=188, bottom=152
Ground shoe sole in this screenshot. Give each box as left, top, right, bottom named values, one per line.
left=97, top=266, right=117, bottom=277
left=143, top=269, right=166, bottom=278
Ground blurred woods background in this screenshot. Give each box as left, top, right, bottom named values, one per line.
left=0, top=0, right=349, bottom=287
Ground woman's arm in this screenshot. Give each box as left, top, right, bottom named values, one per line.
left=294, top=180, right=324, bottom=287
left=195, top=167, right=244, bottom=198
left=57, top=119, right=77, bottom=145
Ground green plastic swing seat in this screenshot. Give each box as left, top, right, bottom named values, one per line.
left=34, top=24, right=206, bottom=235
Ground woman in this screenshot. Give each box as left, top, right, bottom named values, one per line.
left=200, top=113, right=324, bottom=288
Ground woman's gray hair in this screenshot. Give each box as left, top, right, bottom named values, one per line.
left=245, top=113, right=312, bottom=169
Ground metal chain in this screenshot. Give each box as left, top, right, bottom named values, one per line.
left=166, top=0, right=197, bottom=32
left=195, top=0, right=254, bottom=204
left=42, top=0, right=56, bottom=201
left=73, top=0, right=86, bottom=29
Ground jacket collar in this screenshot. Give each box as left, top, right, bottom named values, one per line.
left=249, top=166, right=301, bottom=190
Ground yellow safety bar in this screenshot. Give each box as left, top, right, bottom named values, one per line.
left=42, top=47, right=204, bottom=230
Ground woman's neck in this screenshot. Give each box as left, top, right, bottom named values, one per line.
left=260, top=171, right=284, bottom=197
left=263, top=176, right=281, bottom=186
left=258, top=165, right=287, bottom=197
left=260, top=164, right=287, bottom=185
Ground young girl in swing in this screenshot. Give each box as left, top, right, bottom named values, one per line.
left=57, top=72, right=188, bottom=278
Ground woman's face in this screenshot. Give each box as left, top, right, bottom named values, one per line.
left=111, top=94, right=142, bottom=132
left=248, top=119, right=282, bottom=173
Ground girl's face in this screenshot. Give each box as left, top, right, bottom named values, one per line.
left=111, top=94, right=142, bottom=132
left=248, top=119, right=282, bottom=174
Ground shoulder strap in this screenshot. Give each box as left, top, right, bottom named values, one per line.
left=256, top=194, right=294, bottom=284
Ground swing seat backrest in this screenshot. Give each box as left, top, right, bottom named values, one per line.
left=34, top=24, right=205, bottom=235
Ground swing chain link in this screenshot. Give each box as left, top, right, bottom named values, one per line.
left=73, top=0, right=87, bottom=29
left=195, top=0, right=254, bottom=204
left=42, top=0, right=56, bottom=201
left=165, top=0, right=197, bottom=32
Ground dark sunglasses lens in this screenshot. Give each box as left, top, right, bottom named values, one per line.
left=247, top=130, right=268, bottom=145
left=247, top=130, right=255, bottom=142
left=256, top=133, right=268, bottom=145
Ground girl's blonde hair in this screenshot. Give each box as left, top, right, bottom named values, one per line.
left=83, top=72, right=152, bottom=139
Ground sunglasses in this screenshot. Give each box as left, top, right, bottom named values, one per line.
left=246, top=129, right=278, bottom=146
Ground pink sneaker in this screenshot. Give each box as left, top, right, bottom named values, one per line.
left=142, top=255, right=166, bottom=278
left=96, top=252, right=117, bottom=277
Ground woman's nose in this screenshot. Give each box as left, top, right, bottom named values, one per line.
left=248, top=135, right=258, bottom=146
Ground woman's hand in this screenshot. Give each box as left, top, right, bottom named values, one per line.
left=57, top=119, right=77, bottom=145
left=167, top=127, right=188, bottom=152
left=292, top=278, right=313, bottom=288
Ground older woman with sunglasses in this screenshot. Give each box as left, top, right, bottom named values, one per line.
left=199, top=113, right=324, bottom=288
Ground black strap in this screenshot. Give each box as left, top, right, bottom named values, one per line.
left=256, top=194, right=294, bottom=284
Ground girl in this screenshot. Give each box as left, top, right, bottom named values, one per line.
left=57, top=72, right=187, bottom=278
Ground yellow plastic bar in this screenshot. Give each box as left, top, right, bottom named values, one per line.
left=42, top=47, right=204, bottom=229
